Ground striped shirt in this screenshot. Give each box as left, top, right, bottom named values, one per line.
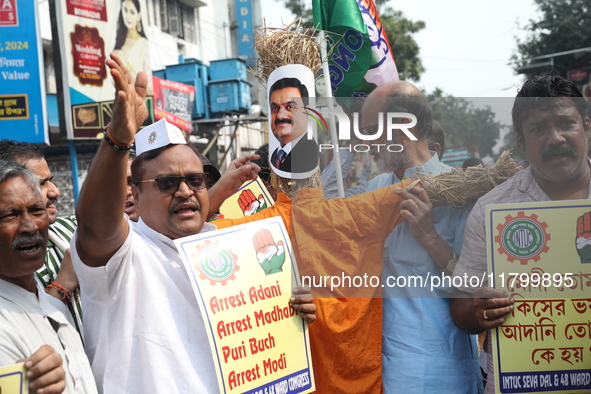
left=37, top=215, right=84, bottom=336
left=453, top=164, right=591, bottom=394
left=321, top=150, right=369, bottom=199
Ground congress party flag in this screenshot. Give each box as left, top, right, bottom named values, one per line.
left=312, top=0, right=398, bottom=99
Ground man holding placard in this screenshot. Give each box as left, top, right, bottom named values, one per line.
left=451, top=75, right=591, bottom=394
left=71, top=53, right=316, bottom=393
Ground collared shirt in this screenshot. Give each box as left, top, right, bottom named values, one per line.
left=71, top=218, right=219, bottom=394
left=0, top=279, right=97, bottom=394
left=37, top=215, right=84, bottom=335
left=366, top=153, right=482, bottom=394
left=453, top=164, right=591, bottom=394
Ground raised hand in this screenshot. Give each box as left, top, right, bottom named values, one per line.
left=105, top=52, right=149, bottom=146
left=252, top=228, right=285, bottom=275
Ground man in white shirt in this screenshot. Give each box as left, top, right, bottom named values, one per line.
left=72, top=53, right=316, bottom=394
left=0, top=160, right=97, bottom=394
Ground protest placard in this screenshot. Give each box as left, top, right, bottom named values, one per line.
left=174, top=217, right=314, bottom=394
left=487, top=200, right=591, bottom=393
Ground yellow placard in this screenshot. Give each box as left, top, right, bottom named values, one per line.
left=218, top=178, right=275, bottom=220
left=486, top=200, right=591, bottom=394
left=0, top=363, right=27, bottom=394
left=174, top=217, right=315, bottom=394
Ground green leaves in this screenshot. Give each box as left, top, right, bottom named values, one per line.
left=512, top=0, right=591, bottom=78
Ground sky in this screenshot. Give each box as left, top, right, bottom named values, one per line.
left=258, top=0, right=542, bottom=99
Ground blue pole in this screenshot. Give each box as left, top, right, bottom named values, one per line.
left=68, top=140, right=80, bottom=206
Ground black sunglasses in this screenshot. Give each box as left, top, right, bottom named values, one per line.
left=139, top=173, right=208, bottom=194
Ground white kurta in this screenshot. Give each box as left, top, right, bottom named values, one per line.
left=71, top=218, right=219, bottom=394
left=0, top=279, right=97, bottom=394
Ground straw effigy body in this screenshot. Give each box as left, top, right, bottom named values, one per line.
left=400, top=150, right=521, bottom=208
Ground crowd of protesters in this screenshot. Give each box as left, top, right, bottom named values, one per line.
left=0, top=51, right=588, bottom=394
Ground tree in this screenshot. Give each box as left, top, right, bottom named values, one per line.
left=427, top=89, right=504, bottom=159
left=379, top=8, right=425, bottom=81
left=513, top=0, right=591, bottom=79
left=279, top=0, right=425, bottom=81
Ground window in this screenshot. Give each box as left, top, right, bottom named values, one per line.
left=180, top=4, right=196, bottom=43
left=160, top=0, right=197, bottom=44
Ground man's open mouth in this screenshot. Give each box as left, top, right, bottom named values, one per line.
left=13, top=237, right=44, bottom=255
left=172, top=202, right=200, bottom=216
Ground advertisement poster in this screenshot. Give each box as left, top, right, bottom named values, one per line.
left=152, top=76, right=195, bottom=134
left=0, top=363, right=27, bottom=394
left=267, top=65, right=319, bottom=180
left=53, top=0, right=153, bottom=138
left=0, top=0, right=48, bottom=144
left=486, top=200, right=591, bottom=393
left=174, top=217, right=315, bottom=394
left=219, top=178, right=275, bottom=220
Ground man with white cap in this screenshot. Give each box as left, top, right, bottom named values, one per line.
left=71, top=53, right=316, bottom=393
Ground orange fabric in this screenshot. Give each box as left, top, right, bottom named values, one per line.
left=214, top=193, right=293, bottom=234
left=214, top=182, right=412, bottom=394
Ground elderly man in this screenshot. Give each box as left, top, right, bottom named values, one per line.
left=357, top=81, right=482, bottom=393
left=0, top=160, right=96, bottom=394
left=71, top=53, right=316, bottom=393
left=321, top=119, right=446, bottom=199
left=450, top=75, right=591, bottom=394
left=0, top=140, right=82, bottom=333
left=268, top=77, right=318, bottom=173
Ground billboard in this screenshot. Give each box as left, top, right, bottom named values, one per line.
left=0, top=0, right=49, bottom=144
left=53, top=0, right=153, bottom=139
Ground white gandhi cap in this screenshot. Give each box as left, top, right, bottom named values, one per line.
left=134, top=118, right=187, bottom=156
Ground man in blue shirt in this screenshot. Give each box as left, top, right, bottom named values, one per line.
left=361, top=81, right=482, bottom=393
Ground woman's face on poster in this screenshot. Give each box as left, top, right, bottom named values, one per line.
left=122, top=0, right=140, bottom=30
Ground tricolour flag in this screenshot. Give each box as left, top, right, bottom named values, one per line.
left=313, top=0, right=399, bottom=99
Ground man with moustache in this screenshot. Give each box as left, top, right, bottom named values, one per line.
left=360, top=81, right=482, bottom=393
left=0, top=140, right=83, bottom=334
left=269, top=77, right=319, bottom=174
left=450, top=75, right=591, bottom=394
left=71, top=53, right=316, bottom=393
left=0, top=160, right=97, bottom=394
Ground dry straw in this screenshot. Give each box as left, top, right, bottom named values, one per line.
left=254, top=19, right=323, bottom=87
left=400, top=150, right=522, bottom=209
left=255, top=19, right=325, bottom=197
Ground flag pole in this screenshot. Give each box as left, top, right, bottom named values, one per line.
left=319, top=31, right=345, bottom=198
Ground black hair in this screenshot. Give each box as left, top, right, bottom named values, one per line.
left=0, top=139, right=44, bottom=163
left=251, top=143, right=270, bottom=182
left=269, top=78, right=310, bottom=106
left=512, top=75, right=588, bottom=136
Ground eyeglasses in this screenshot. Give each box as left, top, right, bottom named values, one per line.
left=140, top=173, right=208, bottom=194
left=361, top=124, right=380, bottom=136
